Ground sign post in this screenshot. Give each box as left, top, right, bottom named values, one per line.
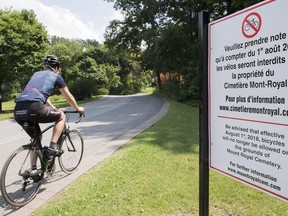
left=209, top=0, right=288, bottom=202
left=198, top=10, right=209, bottom=216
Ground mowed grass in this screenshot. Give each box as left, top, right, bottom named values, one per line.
left=0, top=100, right=15, bottom=121
left=32, top=100, right=287, bottom=216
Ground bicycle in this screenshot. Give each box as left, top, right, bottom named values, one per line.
left=244, top=18, right=259, bottom=31
left=0, top=110, right=84, bottom=207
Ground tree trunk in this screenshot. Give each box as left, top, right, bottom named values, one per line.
left=156, top=71, right=162, bottom=89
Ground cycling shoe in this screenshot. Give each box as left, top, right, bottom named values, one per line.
left=48, top=146, right=62, bottom=156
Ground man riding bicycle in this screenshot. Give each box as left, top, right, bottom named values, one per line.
left=14, top=55, right=85, bottom=171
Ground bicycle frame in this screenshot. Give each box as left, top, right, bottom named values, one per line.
left=29, top=110, right=83, bottom=149
left=22, top=110, right=83, bottom=175
left=0, top=110, right=84, bottom=207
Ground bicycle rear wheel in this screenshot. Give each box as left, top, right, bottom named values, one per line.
left=0, top=145, right=44, bottom=207
left=58, top=129, right=84, bottom=174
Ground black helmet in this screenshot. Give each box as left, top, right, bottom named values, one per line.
left=43, top=55, right=60, bottom=67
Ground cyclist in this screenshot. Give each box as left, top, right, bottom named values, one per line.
left=14, top=55, right=85, bottom=171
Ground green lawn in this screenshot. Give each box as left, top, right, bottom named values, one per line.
left=32, top=100, right=288, bottom=216
left=0, top=100, right=15, bottom=121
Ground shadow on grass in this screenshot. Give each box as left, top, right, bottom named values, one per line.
left=139, top=127, right=199, bottom=154
left=129, top=102, right=200, bottom=155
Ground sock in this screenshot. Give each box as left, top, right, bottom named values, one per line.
left=49, top=141, right=57, bottom=149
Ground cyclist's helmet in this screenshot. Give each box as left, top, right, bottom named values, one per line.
left=43, top=55, right=60, bottom=68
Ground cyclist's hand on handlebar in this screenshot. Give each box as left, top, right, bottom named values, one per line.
left=76, top=107, right=85, bottom=114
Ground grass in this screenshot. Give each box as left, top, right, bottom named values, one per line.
left=32, top=100, right=288, bottom=216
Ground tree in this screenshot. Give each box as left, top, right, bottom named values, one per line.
left=105, top=0, right=198, bottom=94
left=48, top=43, right=73, bottom=80
left=104, top=0, right=262, bottom=103
left=66, top=52, right=109, bottom=99
left=0, top=9, right=48, bottom=111
left=105, top=0, right=165, bottom=87
left=99, top=64, right=121, bottom=90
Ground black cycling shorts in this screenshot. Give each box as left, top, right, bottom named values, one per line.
left=14, top=101, right=61, bottom=138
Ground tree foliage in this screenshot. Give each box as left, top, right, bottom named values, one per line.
left=45, top=36, right=146, bottom=98
left=0, top=1, right=264, bottom=109
left=0, top=9, right=48, bottom=83
left=0, top=9, right=48, bottom=110
left=105, top=0, right=263, bottom=103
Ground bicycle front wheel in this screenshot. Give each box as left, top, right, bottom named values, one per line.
left=0, top=145, right=44, bottom=207
left=58, top=129, right=84, bottom=174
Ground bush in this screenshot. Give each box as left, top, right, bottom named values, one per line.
left=97, top=88, right=109, bottom=95
left=1, top=82, right=18, bottom=101
left=68, top=79, right=96, bottom=100
left=158, top=78, right=199, bottom=107
left=161, top=79, right=180, bottom=101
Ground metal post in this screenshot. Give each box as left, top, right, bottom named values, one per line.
left=198, top=10, right=209, bottom=216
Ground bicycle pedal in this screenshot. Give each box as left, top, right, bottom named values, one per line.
left=53, top=150, right=64, bottom=157
left=47, top=147, right=63, bottom=157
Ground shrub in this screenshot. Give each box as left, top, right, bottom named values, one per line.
left=97, top=88, right=109, bottom=95
left=68, top=79, right=96, bottom=100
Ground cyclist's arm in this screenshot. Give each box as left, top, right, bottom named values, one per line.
left=59, top=87, right=85, bottom=113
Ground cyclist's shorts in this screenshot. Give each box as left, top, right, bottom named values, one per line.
left=14, top=101, right=61, bottom=138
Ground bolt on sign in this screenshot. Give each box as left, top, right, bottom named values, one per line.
left=209, top=0, right=288, bottom=202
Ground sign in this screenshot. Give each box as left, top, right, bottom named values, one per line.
left=241, top=12, right=262, bottom=38
left=209, top=0, right=288, bottom=201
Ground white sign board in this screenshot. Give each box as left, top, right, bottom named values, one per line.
left=209, top=0, right=288, bottom=202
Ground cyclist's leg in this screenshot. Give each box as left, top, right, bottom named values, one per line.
left=36, top=105, right=64, bottom=154
left=22, top=123, right=40, bottom=171
left=28, top=122, right=41, bottom=170
left=51, top=111, right=65, bottom=144
left=14, top=102, right=41, bottom=170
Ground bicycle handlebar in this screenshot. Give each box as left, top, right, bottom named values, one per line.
left=63, top=110, right=85, bottom=124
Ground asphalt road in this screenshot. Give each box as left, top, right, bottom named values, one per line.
left=0, top=94, right=169, bottom=215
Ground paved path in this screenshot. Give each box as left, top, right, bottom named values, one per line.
left=0, top=94, right=169, bottom=216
